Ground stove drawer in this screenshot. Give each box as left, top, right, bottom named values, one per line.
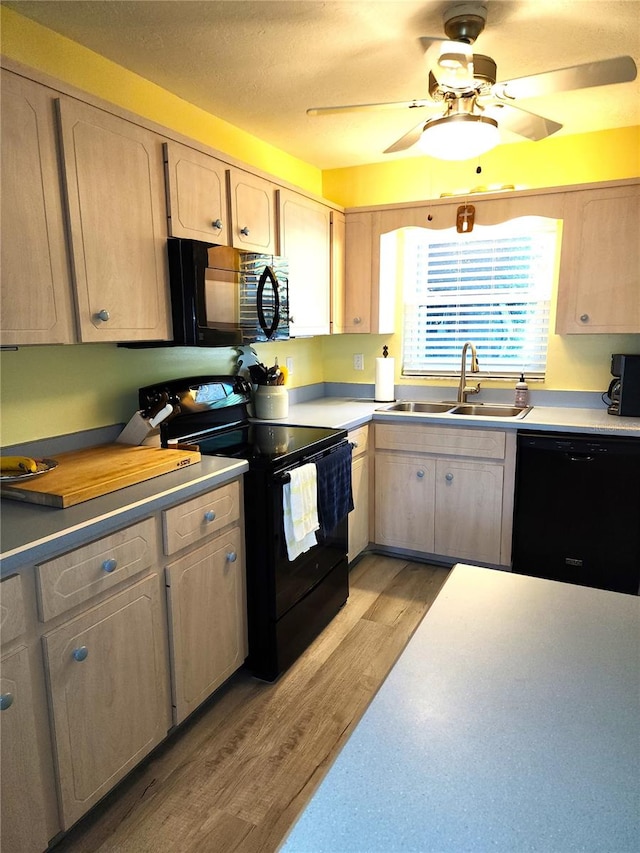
left=163, top=480, right=240, bottom=555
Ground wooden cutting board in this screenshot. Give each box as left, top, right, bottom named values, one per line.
left=1, top=443, right=201, bottom=508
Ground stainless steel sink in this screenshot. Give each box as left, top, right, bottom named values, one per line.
left=449, top=404, right=532, bottom=419
left=377, top=401, right=532, bottom=419
left=378, top=402, right=454, bottom=413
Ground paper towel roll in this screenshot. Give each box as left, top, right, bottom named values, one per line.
left=375, top=357, right=395, bottom=402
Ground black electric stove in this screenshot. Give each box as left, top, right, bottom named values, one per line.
left=139, top=376, right=350, bottom=680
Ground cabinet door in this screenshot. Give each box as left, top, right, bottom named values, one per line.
left=331, top=209, right=346, bottom=334
left=374, top=452, right=435, bottom=553
left=348, top=452, right=370, bottom=563
left=1, top=645, right=55, bottom=853
left=556, top=184, right=640, bottom=334
left=277, top=189, right=331, bottom=336
left=164, top=141, right=229, bottom=244
left=166, top=527, right=246, bottom=724
left=344, top=211, right=373, bottom=333
left=58, top=98, right=172, bottom=342
left=0, top=71, right=75, bottom=345
left=43, top=576, right=170, bottom=829
left=227, top=167, right=276, bottom=253
left=434, top=459, right=504, bottom=564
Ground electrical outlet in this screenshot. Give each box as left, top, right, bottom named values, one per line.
left=286, top=356, right=294, bottom=375
left=353, top=353, right=364, bottom=371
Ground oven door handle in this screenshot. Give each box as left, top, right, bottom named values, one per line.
left=275, top=442, right=356, bottom=484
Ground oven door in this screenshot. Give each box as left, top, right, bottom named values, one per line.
left=271, top=475, right=347, bottom=620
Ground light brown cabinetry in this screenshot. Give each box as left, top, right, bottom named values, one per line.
left=555, top=182, right=640, bottom=334
left=344, top=210, right=396, bottom=334
left=0, top=574, right=59, bottom=853
left=58, top=98, right=172, bottom=342
left=227, top=166, right=276, bottom=253
left=278, top=189, right=332, bottom=336
left=330, top=210, right=346, bottom=334
left=163, top=480, right=247, bottom=724
left=164, top=141, right=229, bottom=244
left=348, top=425, right=370, bottom=563
left=43, top=574, right=169, bottom=829
left=374, top=424, right=516, bottom=566
left=0, top=70, right=75, bottom=346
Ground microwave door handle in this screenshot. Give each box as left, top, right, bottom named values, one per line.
left=257, top=266, right=280, bottom=339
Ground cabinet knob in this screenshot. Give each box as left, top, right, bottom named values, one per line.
left=204, top=510, right=216, bottom=522
left=416, top=469, right=425, bottom=479
left=0, top=693, right=14, bottom=711
left=72, top=646, right=88, bottom=662
left=580, top=314, right=590, bottom=323
left=102, top=558, right=117, bottom=573
left=212, top=219, right=223, bottom=230
left=352, top=441, right=359, bottom=448
left=226, top=551, right=238, bottom=563
left=289, top=316, right=295, bottom=324
left=96, top=309, right=110, bottom=322
left=240, top=226, right=250, bottom=236
left=353, top=316, right=362, bottom=325
left=445, top=472, right=454, bottom=482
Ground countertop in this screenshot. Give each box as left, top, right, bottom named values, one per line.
left=2, top=395, right=638, bottom=573
left=281, top=564, right=640, bottom=853
left=281, top=397, right=640, bottom=436
left=0, top=456, right=248, bottom=575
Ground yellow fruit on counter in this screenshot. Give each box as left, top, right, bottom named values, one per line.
left=0, top=455, right=38, bottom=474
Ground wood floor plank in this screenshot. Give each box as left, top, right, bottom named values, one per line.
left=52, top=555, right=450, bottom=853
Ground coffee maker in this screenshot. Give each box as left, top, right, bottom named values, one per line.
left=607, top=354, right=640, bottom=416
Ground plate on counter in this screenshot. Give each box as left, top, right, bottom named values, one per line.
left=0, top=458, right=58, bottom=482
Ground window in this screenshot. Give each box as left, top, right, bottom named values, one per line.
left=401, top=217, right=561, bottom=378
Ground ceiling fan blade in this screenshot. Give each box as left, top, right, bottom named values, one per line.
left=307, top=100, right=431, bottom=117
left=384, top=120, right=426, bottom=154
left=489, top=103, right=563, bottom=141
left=496, top=55, right=637, bottom=101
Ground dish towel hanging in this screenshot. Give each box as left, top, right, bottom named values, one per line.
left=283, top=463, right=320, bottom=561
left=315, top=443, right=354, bottom=536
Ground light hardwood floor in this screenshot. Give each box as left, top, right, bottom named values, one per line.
left=52, top=554, right=450, bottom=853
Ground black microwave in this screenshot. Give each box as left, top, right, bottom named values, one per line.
left=167, top=238, right=289, bottom=346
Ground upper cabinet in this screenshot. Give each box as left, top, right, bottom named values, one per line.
left=58, top=98, right=172, bottom=342
left=344, top=211, right=395, bottom=335
left=555, top=182, right=640, bottom=334
left=330, top=210, right=346, bottom=334
left=227, top=167, right=276, bottom=253
left=278, top=189, right=332, bottom=337
left=164, top=142, right=229, bottom=244
left=0, top=71, right=75, bottom=346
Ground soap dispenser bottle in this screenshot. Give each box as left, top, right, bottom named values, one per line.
left=515, top=373, right=529, bottom=408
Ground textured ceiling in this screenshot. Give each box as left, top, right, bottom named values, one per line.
left=5, top=0, right=640, bottom=169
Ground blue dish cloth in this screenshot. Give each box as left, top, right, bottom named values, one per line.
left=315, top=443, right=354, bottom=536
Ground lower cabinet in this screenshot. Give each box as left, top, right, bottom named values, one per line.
left=374, top=424, right=516, bottom=567
left=166, top=526, right=247, bottom=724
left=348, top=425, right=370, bottom=563
left=0, top=645, right=55, bottom=853
left=43, top=575, right=170, bottom=829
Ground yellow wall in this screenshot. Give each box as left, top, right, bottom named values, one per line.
left=1, top=7, right=639, bottom=446
left=322, top=127, right=640, bottom=207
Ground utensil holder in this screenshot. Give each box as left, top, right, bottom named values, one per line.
left=254, top=386, right=289, bottom=420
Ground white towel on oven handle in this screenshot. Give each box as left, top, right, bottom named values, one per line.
left=283, top=463, right=319, bottom=561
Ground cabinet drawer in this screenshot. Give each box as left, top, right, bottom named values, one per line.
left=375, top=424, right=506, bottom=460
left=0, top=575, right=26, bottom=645
left=163, top=480, right=240, bottom=556
left=349, top=424, right=369, bottom=458
left=36, top=518, right=157, bottom=622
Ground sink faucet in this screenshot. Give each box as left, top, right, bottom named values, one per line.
left=458, top=342, right=480, bottom=403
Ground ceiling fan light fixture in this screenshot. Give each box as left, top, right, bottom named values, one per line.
left=418, top=113, right=499, bottom=160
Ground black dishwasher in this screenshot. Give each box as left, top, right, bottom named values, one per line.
left=512, top=432, right=640, bottom=595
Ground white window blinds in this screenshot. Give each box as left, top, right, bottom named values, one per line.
left=402, top=217, right=560, bottom=377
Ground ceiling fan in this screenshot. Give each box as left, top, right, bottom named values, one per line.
left=307, top=2, right=637, bottom=160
